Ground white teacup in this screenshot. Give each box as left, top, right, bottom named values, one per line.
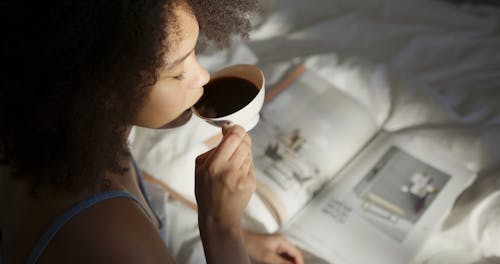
left=192, top=64, right=265, bottom=131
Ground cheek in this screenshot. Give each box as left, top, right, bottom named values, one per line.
left=152, top=83, right=186, bottom=115
left=134, top=82, right=186, bottom=127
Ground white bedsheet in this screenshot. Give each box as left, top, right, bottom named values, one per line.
left=130, top=0, right=500, bottom=262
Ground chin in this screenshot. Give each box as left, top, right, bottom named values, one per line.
left=159, top=109, right=193, bottom=129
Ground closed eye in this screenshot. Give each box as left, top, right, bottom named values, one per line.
left=174, top=72, right=185, bottom=80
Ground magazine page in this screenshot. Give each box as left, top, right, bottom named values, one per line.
left=283, top=132, right=476, bottom=264
left=249, top=68, right=379, bottom=225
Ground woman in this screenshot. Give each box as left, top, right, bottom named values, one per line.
left=1, top=0, right=303, bottom=263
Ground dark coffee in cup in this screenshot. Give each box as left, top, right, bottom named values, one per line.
left=194, top=77, right=259, bottom=118
left=191, top=64, right=265, bottom=131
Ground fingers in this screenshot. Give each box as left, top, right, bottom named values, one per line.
left=234, top=163, right=255, bottom=195
left=277, top=237, right=304, bottom=264
left=213, top=124, right=249, bottom=163
left=197, top=125, right=254, bottom=192
left=246, top=160, right=256, bottom=189
left=265, top=254, right=295, bottom=264
left=221, top=122, right=231, bottom=136
left=229, top=133, right=252, bottom=166
left=278, top=246, right=304, bottom=264
left=239, top=152, right=253, bottom=174
left=196, top=125, right=251, bottom=173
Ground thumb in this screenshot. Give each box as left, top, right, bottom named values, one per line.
left=221, top=122, right=233, bottom=136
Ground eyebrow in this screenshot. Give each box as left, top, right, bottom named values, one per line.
left=164, top=47, right=195, bottom=71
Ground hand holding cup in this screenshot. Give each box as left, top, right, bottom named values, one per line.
left=195, top=124, right=256, bottom=230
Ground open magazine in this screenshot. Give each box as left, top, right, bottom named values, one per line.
left=249, top=67, right=475, bottom=263
left=250, top=67, right=379, bottom=224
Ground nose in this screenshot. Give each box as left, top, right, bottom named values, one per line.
left=193, top=57, right=210, bottom=88
left=198, top=65, right=210, bottom=87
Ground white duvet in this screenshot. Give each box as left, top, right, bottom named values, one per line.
left=130, top=0, right=500, bottom=262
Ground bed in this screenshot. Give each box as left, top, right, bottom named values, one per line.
left=129, top=0, right=500, bottom=262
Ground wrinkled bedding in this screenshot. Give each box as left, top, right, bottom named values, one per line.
left=130, top=0, right=500, bottom=262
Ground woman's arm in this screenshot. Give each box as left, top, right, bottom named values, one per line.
left=194, top=124, right=255, bottom=264
left=142, top=127, right=303, bottom=263
left=198, top=216, right=250, bottom=263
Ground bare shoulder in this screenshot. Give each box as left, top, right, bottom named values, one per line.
left=37, top=195, right=175, bottom=264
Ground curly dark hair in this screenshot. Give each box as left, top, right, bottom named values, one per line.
left=1, top=0, right=258, bottom=193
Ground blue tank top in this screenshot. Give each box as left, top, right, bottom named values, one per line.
left=0, top=159, right=166, bottom=264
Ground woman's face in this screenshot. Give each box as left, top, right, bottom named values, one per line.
left=133, top=5, right=209, bottom=129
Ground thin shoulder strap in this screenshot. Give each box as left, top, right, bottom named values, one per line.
left=131, top=158, right=163, bottom=228
left=27, top=190, right=146, bottom=264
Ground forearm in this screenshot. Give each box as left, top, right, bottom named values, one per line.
left=198, top=215, right=251, bottom=264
